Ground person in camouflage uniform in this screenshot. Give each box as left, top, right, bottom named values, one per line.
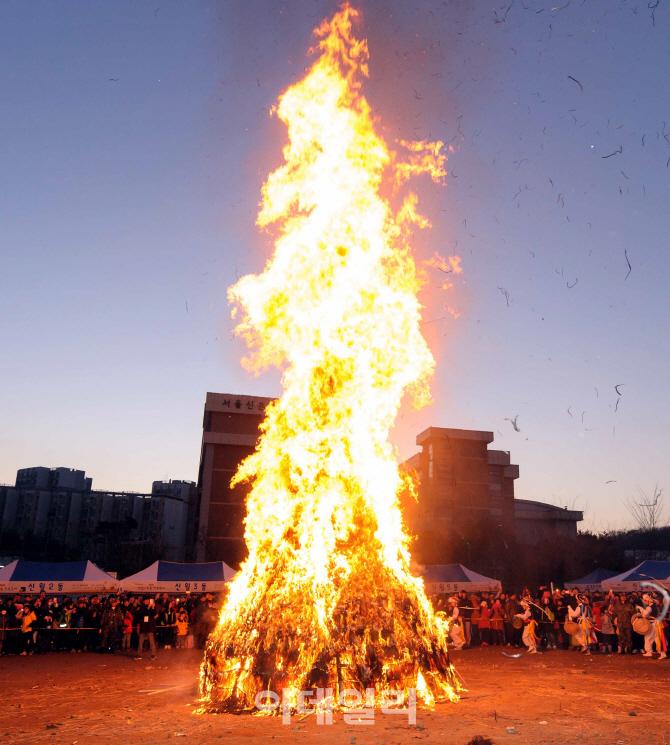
left=100, top=598, right=124, bottom=653
left=609, top=592, right=635, bottom=654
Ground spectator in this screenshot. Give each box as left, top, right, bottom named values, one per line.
left=477, top=600, right=491, bottom=646
left=540, top=596, right=558, bottom=649
left=121, top=604, right=134, bottom=651
left=20, top=603, right=37, bottom=655
left=194, top=596, right=209, bottom=649
left=37, top=608, right=54, bottom=654
left=470, top=597, right=481, bottom=646
left=505, top=593, right=522, bottom=648
left=134, top=598, right=157, bottom=660
left=100, top=598, right=124, bottom=653
left=592, top=600, right=604, bottom=653
left=601, top=608, right=617, bottom=653
left=457, top=591, right=472, bottom=646
left=156, top=601, right=175, bottom=649
left=162, top=601, right=177, bottom=649
left=86, top=605, right=102, bottom=653
left=490, top=598, right=505, bottom=645
left=555, top=598, right=569, bottom=650
left=0, top=607, right=8, bottom=656
left=176, top=609, right=190, bottom=648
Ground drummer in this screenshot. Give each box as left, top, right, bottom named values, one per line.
left=636, top=593, right=667, bottom=660
left=514, top=599, right=539, bottom=654
left=567, top=594, right=595, bottom=655
left=447, top=597, right=465, bottom=650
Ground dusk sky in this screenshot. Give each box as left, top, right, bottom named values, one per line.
left=1, top=0, right=668, bottom=530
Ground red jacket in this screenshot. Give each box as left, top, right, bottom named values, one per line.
left=478, top=606, right=491, bottom=628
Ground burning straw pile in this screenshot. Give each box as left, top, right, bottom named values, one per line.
left=200, top=6, right=460, bottom=713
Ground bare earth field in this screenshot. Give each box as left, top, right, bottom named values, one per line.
left=1, top=647, right=669, bottom=745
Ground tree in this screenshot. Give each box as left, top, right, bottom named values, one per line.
left=623, top=485, right=666, bottom=560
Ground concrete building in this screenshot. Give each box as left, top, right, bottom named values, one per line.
left=192, top=392, right=275, bottom=564
left=401, top=426, right=582, bottom=561
left=399, top=428, right=519, bottom=563
left=16, top=467, right=92, bottom=492
left=148, top=480, right=196, bottom=561
left=193, top=393, right=584, bottom=567
left=513, top=499, right=583, bottom=544
left=401, top=427, right=516, bottom=533
left=0, top=471, right=196, bottom=566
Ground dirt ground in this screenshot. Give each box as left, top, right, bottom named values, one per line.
left=1, top=647, right=669, bottom=745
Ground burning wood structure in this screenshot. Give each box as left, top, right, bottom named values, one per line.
left=200, top=6, right=461, bottom=713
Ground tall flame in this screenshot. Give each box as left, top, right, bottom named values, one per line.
left=201, top=5, right=460, bottom=712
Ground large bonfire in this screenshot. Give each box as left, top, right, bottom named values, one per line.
left=200, top=5, right=461, bottom=713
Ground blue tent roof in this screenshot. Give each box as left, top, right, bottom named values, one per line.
left=0, top=560, right=118, bottom=592
left=0, top=560, right=110, bottom=582
left=566, top=568, right=618, bottom=586
left=12, top=560, right=90, bottom=581
left=422, top=565, right=471, bottom=583
left=120, top=560, right=236, bottom=589
left=156, top=561, right=227, bottom=582
left=607, top=560, right=670, bottom=584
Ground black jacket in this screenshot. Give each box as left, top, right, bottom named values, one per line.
left=135, top=606, right=157, bottom=633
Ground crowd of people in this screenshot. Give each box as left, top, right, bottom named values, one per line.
left=0, top=591, right=221, bottom=658
left=435, top=586, right=669, bottom=659
left=0, top=584, right=667, bottom=661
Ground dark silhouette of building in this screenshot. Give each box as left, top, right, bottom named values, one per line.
left=0, top=470, right=195, bottom=570
left=15, top=466, right=92, bottom=492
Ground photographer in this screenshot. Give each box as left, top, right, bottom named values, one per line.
left=0, top=607, right=8, bottom=656
left=134, top=597, right=157, bottom=660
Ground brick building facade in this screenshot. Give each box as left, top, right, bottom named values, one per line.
left=192, top=392, right=275, bottom=564
left=192, top=393, right=582, bottom=568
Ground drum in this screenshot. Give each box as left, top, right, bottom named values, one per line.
left=512, top=618, right=523, bottom=629
left=563, top=621, right=580, bottom=635
left=632, top=615, right=652, bottom=635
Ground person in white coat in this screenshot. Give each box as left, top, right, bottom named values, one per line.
left=447, top=597, right=464, bottom=650
left=637, top=593, right=667, bottom=659
left=515, top=599, right=538, bottom=654
left=568, top=596, right=594, bottom=655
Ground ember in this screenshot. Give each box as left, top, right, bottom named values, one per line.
left=199, top=5, right=461, bottom=714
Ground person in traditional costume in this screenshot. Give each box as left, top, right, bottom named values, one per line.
left=637, top=593, right=667, bottom=659
left=447, top=597, right=465, bottom=650
left=514, top=599, right=539, bottom=654
left=567, top=595, right=596, bottom=655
